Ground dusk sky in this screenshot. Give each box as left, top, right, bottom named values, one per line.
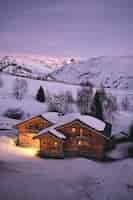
left=0, top=0, right=133, bottom=58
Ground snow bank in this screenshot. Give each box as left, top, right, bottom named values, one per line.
left=112, top=111, right=133, bottom=135
left=106, top=142, right=133, bottom=160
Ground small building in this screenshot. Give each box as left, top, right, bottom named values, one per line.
left=15, top=112, right=61, bottom=148
left=34, top=113, right=112, bottom=160
left=35, top=127, right=66, bottom=158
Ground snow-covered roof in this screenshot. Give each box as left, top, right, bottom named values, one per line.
left=53, top=113, right=106, bottom=132
left=35, top=127, right=66, bottom=139
left=15, top=112, right=61, bottom=127
left=41, top=112, right=61, bottom=124
left=36, top=113, right=106, bottom=139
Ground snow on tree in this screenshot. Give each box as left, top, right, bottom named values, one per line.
left=80, top=80, right=93, bottom=87
left=102, top=93, right=117, bottom=122
left=121, top=96, right=130, bottom=111
left=47, top=92, right=69, bottom=114
left=36, top=86, right=45, bottom=103
left=65, top=91, right=74, bottom=103
left=77, top=84, right=93, bottom=115
left=0, top=73, right=3, bottom=88
left=13, top=78, right=28, bottom=100
left=91, top=85, right=117, bottom=122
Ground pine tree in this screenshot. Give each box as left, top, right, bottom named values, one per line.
left=91, top=90, right=103, bottom=120
left=36, top=86, right=45, bottom=102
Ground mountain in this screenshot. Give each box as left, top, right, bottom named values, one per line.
left=51, top=56, right=133, bottom=89
left=0, top=55, right=62, bottom=80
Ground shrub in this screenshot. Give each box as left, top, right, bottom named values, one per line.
left=4, top=108, right=24, bottom=120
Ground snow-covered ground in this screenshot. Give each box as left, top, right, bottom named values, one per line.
left=0, top=72, right=133, bottom=135
left=0, top=73, right=79, bottom=120
left=0, top=73, right=79, bottom=99
left=0, top=55, right=133, bottom=200
left=0, top=136, right=133, bottom=200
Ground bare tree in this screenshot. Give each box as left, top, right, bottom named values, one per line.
left=13, top=78, right=28, bottom=100
left=91, top=85, right=117, bottom=122
left=0, top=73, right=3, bottom=88
left=65, top=91, right=74, bottom=103
left=47, top=92, right=69, bottom=114
left=102, top=93, right=117, bottom=122
left=77, top=85, right=93, bottom=115
left=121, top=96, right=129, bottom=111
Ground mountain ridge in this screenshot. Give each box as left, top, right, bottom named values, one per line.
left=51, top=55, right=133, bottom=89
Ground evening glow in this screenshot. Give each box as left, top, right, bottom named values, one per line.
left=19, top=147, right=38, bottom=157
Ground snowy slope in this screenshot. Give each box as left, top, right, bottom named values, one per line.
left=0, top=56, right=53, bottom=79
left=0, top=73, right=79, bottom=119
left=52, top=56, right=133, bottom=89
left=0, top=72, right=133, bottom=133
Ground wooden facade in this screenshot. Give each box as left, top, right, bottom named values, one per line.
left=56, top=120, right=109, bottom=159
left=37, top=119, right=111, bottom=160
left=16, top=114, right=112, bottom=160
left=39, top=132, right=64, bottom=158
left=16, top=116, right=53, bottom=148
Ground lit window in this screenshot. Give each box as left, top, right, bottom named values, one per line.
left=72, top=127, right=76, bottom=133
left=54, top=142, right=58, bottom=146
left=78, top=140, right=82, bottom=145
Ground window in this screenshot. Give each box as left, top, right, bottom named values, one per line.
left=54, top=142, right=58, bottom=146
left=72, top=127, right=76, bottom=133
left=28, top=123, right=44, bottom=131
left=78, top=140, right=82, bottom=145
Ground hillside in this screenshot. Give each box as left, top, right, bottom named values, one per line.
left=0, top=55, right=133, bottom=135
left=0, top=55, right=54, bottom=80
left=0, top=72, right=133, bottom=135
left=52, top=56, right=133, bottom=89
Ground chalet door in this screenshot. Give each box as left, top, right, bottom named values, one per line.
left=78, top=140, right=90, bottom=156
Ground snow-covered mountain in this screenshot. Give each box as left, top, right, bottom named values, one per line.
left=0, top=55, right=78, bottom=81
left=51, top=56, right=133, bottom=89
left=0, top=55, right=54, bottom=79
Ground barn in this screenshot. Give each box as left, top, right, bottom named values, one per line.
left=34, top=113, right=112, bottom=159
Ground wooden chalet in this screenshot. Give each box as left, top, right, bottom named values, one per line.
left=34, top=113, right=112, bottom=160
left=15, top=112, right=61, bottom=148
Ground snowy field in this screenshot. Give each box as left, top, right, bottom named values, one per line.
left=0, top=72, right=133, bottom=200
left=0, top=136, right=133, bottom=200
left=0, top=73, right=133, bottom=135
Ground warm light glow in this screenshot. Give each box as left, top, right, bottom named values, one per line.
left=72, top=127, right=76, bottom=133
left=19, top=147, right=38, bottom=156
left=54, top=142, right=58, bottom=146
left=78, top=140, right=82, bottom=145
